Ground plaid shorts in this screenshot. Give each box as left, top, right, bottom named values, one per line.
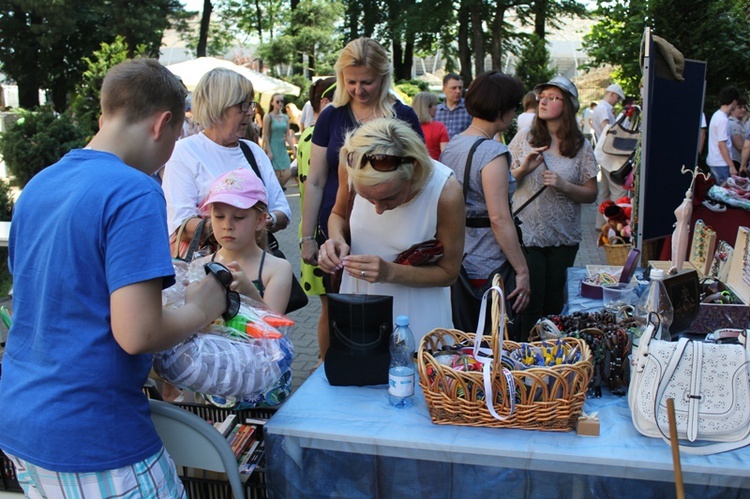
left=6, top=447, right=186, bottom=498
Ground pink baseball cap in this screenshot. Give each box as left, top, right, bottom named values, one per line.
left=200, top=169, right=267, bottom=214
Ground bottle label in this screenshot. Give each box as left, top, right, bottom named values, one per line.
left=389, top=368, right=414, bottom=397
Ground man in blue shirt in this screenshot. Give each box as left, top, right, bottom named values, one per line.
left=0, top=58, right=229, bottom=498
left=435, top=74, right=472, bottom=139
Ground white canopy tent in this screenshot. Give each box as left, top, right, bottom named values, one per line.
left=166, top=57, right=300, bottom=97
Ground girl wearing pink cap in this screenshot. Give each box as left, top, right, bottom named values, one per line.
left=200, top=169, right=293, bottom=314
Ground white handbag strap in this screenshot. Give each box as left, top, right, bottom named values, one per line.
left=473, top=285, right=516, bottom=421
left=653, top=337, right=750, bottom=455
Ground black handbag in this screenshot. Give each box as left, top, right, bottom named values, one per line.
left=239, top=142, right=308, bottom=315
left=609, top=151, right=636, bottom=186
left=324, top=294, right=393, bottom=386
left=451, top=260, right=519, bottom=339
left=267, top=233, right=309, bottom=315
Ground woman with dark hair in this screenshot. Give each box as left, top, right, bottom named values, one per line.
left=440, top=70, right=531, bottom=334
left=508, top=75, right=597, bottom=336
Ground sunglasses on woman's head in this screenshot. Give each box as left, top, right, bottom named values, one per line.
left=203, top=262, right=240, bottom=321
left=347, top=153, right=414, bottom=172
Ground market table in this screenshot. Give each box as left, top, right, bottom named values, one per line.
left=264, top=267, right=749, bottom=498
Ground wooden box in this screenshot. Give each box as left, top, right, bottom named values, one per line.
left=689, top=227, right=750, bottom=335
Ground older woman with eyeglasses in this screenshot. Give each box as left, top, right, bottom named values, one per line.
left=163, top=68, right=291, bottom=249
left=317, top=118, right=464, bottom=343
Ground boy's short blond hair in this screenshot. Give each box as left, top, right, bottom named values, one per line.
left=192, top=68, right=255, bottom=129
left=101, top=58, right=187, bottom=127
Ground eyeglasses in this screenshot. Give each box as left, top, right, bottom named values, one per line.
left=203, top=262, right=240, bottom=321
left=347, top=153, right=414, bottom=172
left=536, top=93, right=564, bottom=103
left=238, top=101, right=257, bottom=113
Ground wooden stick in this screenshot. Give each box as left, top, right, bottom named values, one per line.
left=666, top=398, right=685, bottom=499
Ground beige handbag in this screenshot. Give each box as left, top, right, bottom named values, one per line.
left=594, top=111, right=641, bottom=173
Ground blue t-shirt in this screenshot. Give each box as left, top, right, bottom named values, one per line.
left=0, top=149, right=176, bottom=472
left=311, top=100, right=423, bottom=234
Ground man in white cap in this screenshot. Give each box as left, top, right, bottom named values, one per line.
left=591, top=83, right=625, bottom=229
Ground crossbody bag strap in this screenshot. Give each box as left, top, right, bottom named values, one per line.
left=462, top=138, right=489, bottom=203
left=653, top=337, right=750, bottom=454
left=239, top=141, right=265, bottom=185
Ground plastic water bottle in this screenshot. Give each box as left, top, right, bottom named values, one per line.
left=388, top=315, right=415, bottom=408
left=633, top=268, right=674, bottom=347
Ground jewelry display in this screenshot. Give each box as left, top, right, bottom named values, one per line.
left=688, top=219, right=716, bottom=276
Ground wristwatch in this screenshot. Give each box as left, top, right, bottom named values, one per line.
left=299, top=236, right=315, bottom=248
left=268, top=211, right=278, bottom=229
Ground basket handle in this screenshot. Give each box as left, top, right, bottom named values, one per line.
left=472, top=283, right=516, bottom=421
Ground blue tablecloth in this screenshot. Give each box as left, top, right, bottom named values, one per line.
left=263, top=267, right=748, bottom=498
left=265, top=368, right=749, bottom=498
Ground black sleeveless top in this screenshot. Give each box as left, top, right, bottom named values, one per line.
left=211, top=251, right=266, bottom=297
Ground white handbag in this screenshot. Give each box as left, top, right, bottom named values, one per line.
left=628, top=322, right=750, bottom=454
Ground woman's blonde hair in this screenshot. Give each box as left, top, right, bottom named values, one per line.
left=340, top=118, right=433, bottom=195
left=192, top=68, right=254, bottom=129
left=333, top=38, right=395, bottom=118
left=411, top=92, right=437, bottom=124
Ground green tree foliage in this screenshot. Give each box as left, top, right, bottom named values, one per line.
left=514, top=34, right=557, bottom=92
left=0, top=0, right=189, bottom=110
left=583, top=0, right=750, bottom=100
left=69, top=37, right=146, bottom=140
left=0, top=178, right=14, bottom=221
left=256, top=0, right=344, bottom=78
left=0, top=107, right=87, bottom=187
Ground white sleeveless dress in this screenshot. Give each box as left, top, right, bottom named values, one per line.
left=341, top=161, right=454, bottom=343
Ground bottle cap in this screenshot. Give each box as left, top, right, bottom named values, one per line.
left=650, top=268, right=664, bottom=280
left=395, top=315, right=410, bottom=326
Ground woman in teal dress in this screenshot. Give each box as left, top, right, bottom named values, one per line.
left=263, top=93, right=296, bottom=189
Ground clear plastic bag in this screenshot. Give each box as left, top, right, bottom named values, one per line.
left=154, top=260, right=295, bottom=406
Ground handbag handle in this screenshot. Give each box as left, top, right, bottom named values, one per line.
left=610, top=108, right=641, bottom=133
left=330, top=321, right=388, bottom=351
left=175, top=217, right=210, bottom=262
left=172, top=218, right=191, bottom=259
left=646, top=332, right=750, bottom=454
left=471, top=281, right=516, bottom=421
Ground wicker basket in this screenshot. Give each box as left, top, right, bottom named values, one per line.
left=602, top=236, right=632, bottom=266
left=417, top=276, right=593, bottom=431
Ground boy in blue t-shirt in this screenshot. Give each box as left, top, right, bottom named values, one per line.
left=0, top=59, right=229, bottom=497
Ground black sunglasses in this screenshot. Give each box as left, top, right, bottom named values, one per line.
left=204, top=262, right=240, bottom=321
left=347, top=153, right=414, bottom=172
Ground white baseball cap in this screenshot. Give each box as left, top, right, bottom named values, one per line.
left=606, top=84, right=625, bottom=100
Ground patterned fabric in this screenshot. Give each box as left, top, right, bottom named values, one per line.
left=508, top=130, right=598, bottom=248
left=7, top=448, right=186, bottom=499
left=435, top=98, right=472, bottom=139
left=296, top=125, right=326, bottom=296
